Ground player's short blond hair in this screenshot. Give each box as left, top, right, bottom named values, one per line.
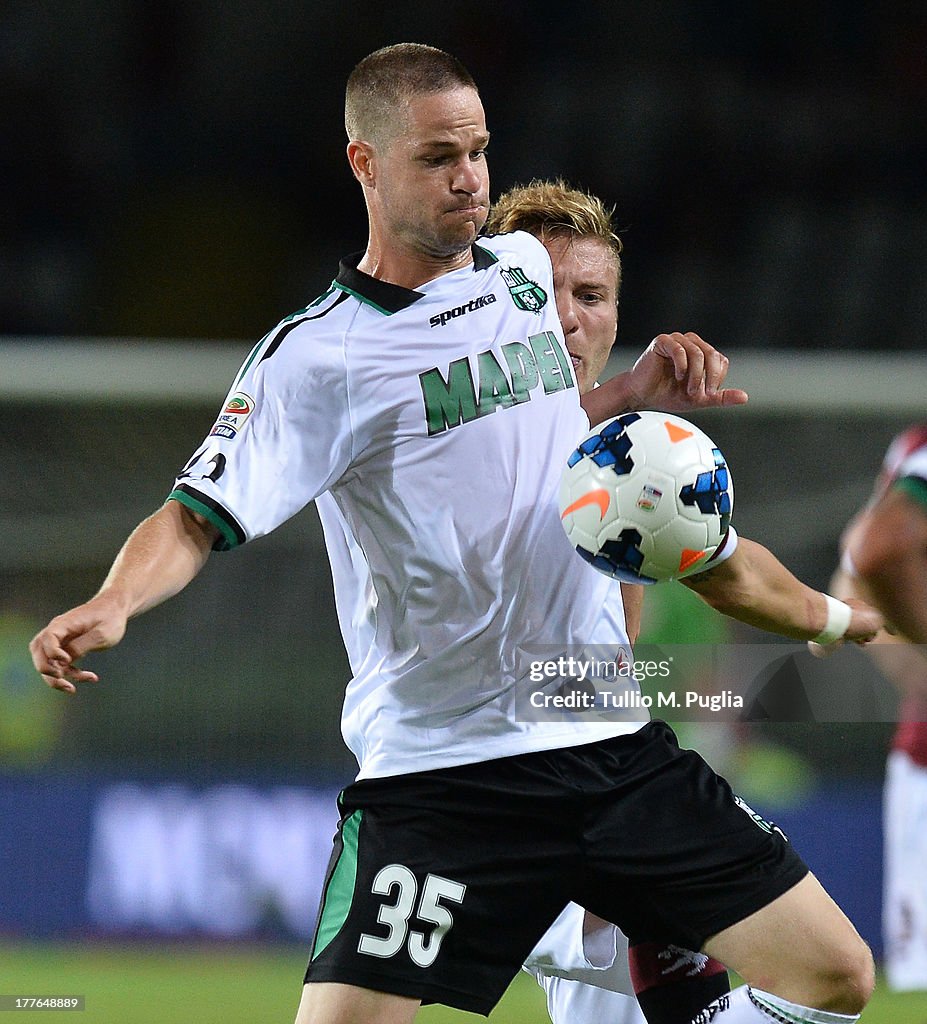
left=345, top=43, right=478, bottom=148
left=486, top=179, right=623, bottom=295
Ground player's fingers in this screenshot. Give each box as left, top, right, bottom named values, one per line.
left=655, top=331, right=704, bottom=387
left=29, top=631, right=72, bottom=677
left=42, top=674, right=77, bottom=694
left=702, top=345, right=728, bottom=394
left=66, top=666, right=99, bottom=684
left=649, top=334, right=683, bottom=379
left=677, top=333, right=707, bottom=394
left=717, top=387, right=749, bottom=406
left=39, top=659, right=99, bottom=692
left=808, top=639, right=842, bottom=658
left=845, top=599, right=884, bottom=642
left=30, top=627, right=104, bottom=690
left=31, top=648, right=96, bottom=693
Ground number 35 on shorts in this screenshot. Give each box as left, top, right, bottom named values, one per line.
left=359, top=865, right=467, bottom=967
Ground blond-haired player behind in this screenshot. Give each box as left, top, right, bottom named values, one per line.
left=488, top=179, right=726, bottom=1024
left=487, top=178, right=876, bottom=1024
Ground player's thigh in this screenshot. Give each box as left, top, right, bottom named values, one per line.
left=294, top=981, right=419, bottom=1024
left=703, top=873, right=872, bottom=995
left=574, top=724, right=807, bottom=951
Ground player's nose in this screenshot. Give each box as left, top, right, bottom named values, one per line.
left=558, top=300, right=579, bottom=334
left=453, top=160, right=482, bottom=194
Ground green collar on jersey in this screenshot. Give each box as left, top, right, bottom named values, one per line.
left=335, top=244, right=499, bottom=315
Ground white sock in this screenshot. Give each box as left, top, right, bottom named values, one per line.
left=690, top=986, right=860, bottom=1024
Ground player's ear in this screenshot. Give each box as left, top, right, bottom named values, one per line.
left=347, top=141, right=377, bottom=188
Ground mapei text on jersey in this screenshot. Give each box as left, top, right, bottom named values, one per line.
left=419, top=330, right=575, bottom=436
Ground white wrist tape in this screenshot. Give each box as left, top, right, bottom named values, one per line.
left=812, top=594, right=853, bottom=645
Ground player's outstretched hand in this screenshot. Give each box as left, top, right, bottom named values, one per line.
left=807, top=598, right=884, bottom=658
left=30, top=596, right=128, bottom=694
left=844, top=598, right=884, bottom=643
left=628, top=333, right=749, bottom=412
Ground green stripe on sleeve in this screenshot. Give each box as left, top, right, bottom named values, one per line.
left=167, top=489, right=240, bottom=551
left=233, top=333, right=270, bottom=388
left=311, top=809, right=362, bottom=960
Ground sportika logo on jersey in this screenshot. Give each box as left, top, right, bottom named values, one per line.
left=430, top=293, right=496, bottom=328
left=419, top=331, right=574, bottom=436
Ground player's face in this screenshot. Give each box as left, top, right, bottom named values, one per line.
left=375, top=87, right=490, bottom=258
left=544, top=234, right=619, bottom=394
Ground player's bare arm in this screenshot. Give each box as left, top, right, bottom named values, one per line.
left=847, top=486, right=927, bottom=643
left=579, top=332, right=749, bottom=427
left=827, top=559, right=927, bottom=696
left=30, top=501, right=218, bottom=693
left=681, top=536, right=883, bottom=642
left=619, top=583, right=643, bottom=645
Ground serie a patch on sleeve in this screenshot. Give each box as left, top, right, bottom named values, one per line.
left=209, top=391, right=255, bottom=440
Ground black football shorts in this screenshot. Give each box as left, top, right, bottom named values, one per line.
left=304, top=720, right=808, bottom=1014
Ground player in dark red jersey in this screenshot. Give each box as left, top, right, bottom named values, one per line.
left=824, top=422, right=927, bottom=991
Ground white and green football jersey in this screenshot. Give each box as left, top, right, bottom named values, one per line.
left=878, top=423, right=927, bottom=508
left=897, top=445, right=927, bottom=493
left=170, top=231, right=643, bottom=779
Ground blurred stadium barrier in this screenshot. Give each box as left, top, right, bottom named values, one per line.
left=3, top=338, right=924, bottom=408
left=0, top=768, right=885, bottom=955
left=0, top=772, right=339, bottom=941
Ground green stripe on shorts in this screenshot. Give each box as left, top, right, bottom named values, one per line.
left=311, top=809, right=362, bottom=959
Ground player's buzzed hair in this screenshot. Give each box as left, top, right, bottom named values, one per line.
left=487, top=179, right=623, bottom=296
left=345, top=43, right=478, bottom=148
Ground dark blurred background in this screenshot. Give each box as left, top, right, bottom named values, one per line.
left=3, top=1, right=926, bottom=348
left=2, top=1, right=925, bottom=955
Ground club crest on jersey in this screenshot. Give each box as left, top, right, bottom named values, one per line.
left=500, top=266, right=547, bottom=313
left=209, top=391, right=255, bottom=440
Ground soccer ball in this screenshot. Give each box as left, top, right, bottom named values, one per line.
left=559, top=411, right=733, bottom=584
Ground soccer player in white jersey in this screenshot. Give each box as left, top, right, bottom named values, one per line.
left=32, top=44, right=882, bottom=1024
left=817, top=423, right=927, bottom=992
